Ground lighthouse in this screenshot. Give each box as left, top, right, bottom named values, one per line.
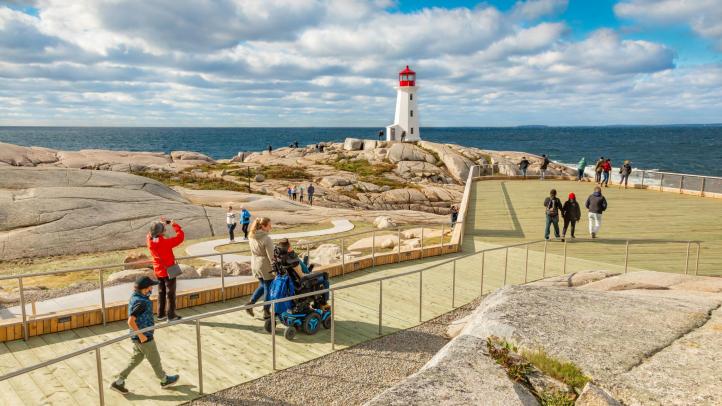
left=386, top=65, right=420, bottom=142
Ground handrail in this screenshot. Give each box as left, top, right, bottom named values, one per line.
left=643, top=169, right=722, bottom=181
left=0, top=238, right=541, bottom=383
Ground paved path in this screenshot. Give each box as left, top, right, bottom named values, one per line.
left=185, top=219, right=355, bottom=264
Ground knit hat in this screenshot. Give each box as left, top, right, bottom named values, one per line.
left=150, top=222, right=165, bottom=239
left=568, top=193, right=576, bottom=199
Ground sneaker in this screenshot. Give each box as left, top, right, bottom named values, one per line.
left=156, top=316, right=167, bottom=322
left=561, top=238, right=565, bottom=242
left=160, top=374, right=179, bottom=388
left=591, top=232, right=596, bottom=239
left=168, top=315, right=182, bottom=321
left=110, top=381, right=129, bottom=394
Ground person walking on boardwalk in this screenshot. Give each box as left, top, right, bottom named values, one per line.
left=110, top=276, right=179, bottom=394
left=594, top=157, right=604, bottom=183
left=577, top=157, right=587, bottom=181
left=585, top=186, right=608, bottom=238
left=240, top=206, right=251, bottom=240
left=518, top=157, right=530, bottom=179
left=619, top=160, right=632, bottom=188
left=226, top=206, right=237, bottom=242
left=307, top=183, right=315, bottom=206
left=540, top=155, right=550, bottom=180
left=147, top=218, right=184, bottom=321
left=450, top=205, right=459, bottom=228
left=543, top=189, right=562, bottom=240
left=561, top=193, right=581, bottom=242
left=246, top=217, right=275, bottom=319
left=601, top=159, right=612, bottom=187
left=299, top=185, right=305, bottom=203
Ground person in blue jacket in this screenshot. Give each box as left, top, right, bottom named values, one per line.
left=240, top=207, right=251, bottom=240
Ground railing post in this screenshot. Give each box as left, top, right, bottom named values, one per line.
left=542, top=240, right=548, bottom=278
left=679, top=176, right=684, bottom=194
left=701, top=177, right=706, bottom=197
left=524, top=244, right=529, bottom=283
left=196, top=319, right=203, bottom=394
left=562, top=240, right=568, bottom=275
left=219, top=254, right=226, bottom=302
left=441, top=223, right=445, bottom=252
left=271, top=304, right=276, bottom=370
left=372, top=231, right=376, bottom=269
left=480, top=251, right=485, bottom=296
left=420, top=227, right=424, bottom=259
left=397, top=227, right=402, bottom=263
left=659, top=173, right=664, bottom=192
left=330, top=291, right=336, bottom=350
left=418, top=271, right=423, bottom=322
left=503, top=247, right=509, bottom=286
left=19, top=277, right=28, bottom=341
left=624, top=241, right=630, bottom=273
left=695, top=242, right=701, bottom=276
left=684, top=241, right=691, bottom=275
left=341, top=238, right=345, bottom=276
left=451, top=260, right=456, bottom=308
left=378, top=281, right=383, bottom=335
left=95, top=348, right=105, bottom=406
left=98, top=269, right=107, bottom=326
left=640, top=170, right=645, bottom=187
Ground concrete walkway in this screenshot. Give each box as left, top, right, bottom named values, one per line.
left=185, top=219, right=355, bottom=264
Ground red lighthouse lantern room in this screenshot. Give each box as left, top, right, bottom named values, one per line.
left=399, top=65, right=415, bottom=87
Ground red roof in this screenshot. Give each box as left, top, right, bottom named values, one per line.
left=399, top=65, right=415, bottom=74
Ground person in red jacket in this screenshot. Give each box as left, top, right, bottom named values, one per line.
left=601, top=159, right=612, bottom=187
left=147, top=218, right=185, bottom=321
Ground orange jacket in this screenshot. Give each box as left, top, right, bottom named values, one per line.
left=147, top=223, right=185, bottom=278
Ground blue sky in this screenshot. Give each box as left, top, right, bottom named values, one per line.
left=0, top=0, right=721, bottom=126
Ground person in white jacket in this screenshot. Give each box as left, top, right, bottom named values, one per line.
left=226, top=206, right=238, bottom=242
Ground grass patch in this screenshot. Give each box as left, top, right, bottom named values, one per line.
left=538, top=390, right=575, bottom=406
left=132, top=170, right=249, bottom=192
left=522, top=348, right=590, bottom=390
left=326, top=158, right=408, bottom=189
left=184, top=162, right=239, bottom=173
left=233, top=165, right=311, bottom=181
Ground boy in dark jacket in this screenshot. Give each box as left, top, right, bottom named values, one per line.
left=539, top=155, right=550, bottom=180
left=518, top=157, right=530, bottom=179
left=561, top=193, right=581, bottom=241
left=585, top=186, right=608, bottom=238
left=543, top=189, right=562, bottom=240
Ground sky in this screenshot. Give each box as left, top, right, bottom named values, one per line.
left=0, top=0, right=721, bottom=127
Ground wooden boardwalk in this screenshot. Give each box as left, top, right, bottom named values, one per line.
left=1, top=178, right=720, bottom=405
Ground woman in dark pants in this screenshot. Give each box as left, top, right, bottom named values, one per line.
left=561, top=193, right=581, bottom=242
left=247, top=217, right=275, bottom=319
left=147, top=219, right=184, bottom=321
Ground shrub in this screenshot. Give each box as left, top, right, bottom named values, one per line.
left=132, top=170, right=249, bottom=192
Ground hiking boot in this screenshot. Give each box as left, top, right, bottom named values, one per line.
left=245, top=302, right=254, bottom=317
left=160, top=374, right=179, bottom=388
left=591, top=232, right=596, bottom=239
left=561, top=238, right=565, bottom=242
left=110, top=381, right=129, bottom=394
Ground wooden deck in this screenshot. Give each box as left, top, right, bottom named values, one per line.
left=1, top=178, right=720, bottom=405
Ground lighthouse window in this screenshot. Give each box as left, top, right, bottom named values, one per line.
left=411, top=128, right=414, bottom=134
left=410, top=110, right=413, bottom=117
left=410, top=94, right=413, bottom=101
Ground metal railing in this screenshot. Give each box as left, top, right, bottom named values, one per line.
left=0, top=235, right=706, bottom=405
left=1, top=220, right=463, bottom=342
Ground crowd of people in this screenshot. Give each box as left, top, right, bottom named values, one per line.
left=543, top=186, right=608, bottom=241
left=519, top=155, right=634, bottom=189
left=286, top=183, right=315, bottom=205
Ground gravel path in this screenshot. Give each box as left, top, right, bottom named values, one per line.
left=187, top=298, right=481, bottom=406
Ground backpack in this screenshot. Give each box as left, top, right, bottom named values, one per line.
left=546, top=198, right=558, bottom=216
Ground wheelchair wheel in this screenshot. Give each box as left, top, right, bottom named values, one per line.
left=264, top=318, right=274, bottom=334
left=322, top=314, right=332, bottom=329
left=284, top=326, right=296, bottom=340
left=303, top=312, right=322, bottom=335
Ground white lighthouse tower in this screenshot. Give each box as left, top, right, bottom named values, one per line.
left=386, top=65, right=420, bottom=142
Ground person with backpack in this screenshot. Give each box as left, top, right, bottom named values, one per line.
left=594, top=157, right=605, bottom=183
left=601, top=159, right=612, bottom=187
left=147, top=218, right=184, bottom=321
left=540, top=155, right=550, bottom=180
left=561, top=193, right=581, bottom=241
left=240, top=207, right=251, bottom=240
left=518, top=157, right=530, bottom=179
left=577, top=157, right=586, bottom=182
left=543, top=189, right=562, bottom=240
left=307, top=183, right=315, bottom=206
left=619, top=160, right=632, bottom=188
left=585, top=186, right=608, bottom=238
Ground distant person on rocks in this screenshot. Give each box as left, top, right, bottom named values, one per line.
left=378, top=130, right=384, bottom=141
left=540, top=155, right=550, bottom=180
left=561, top=193, right=581, bottom=241
left=601, top=159, right=612, bottom=187
left=401, top=131, right=406, bottom=142
left=294, top=140, right=299, bottom=148
left=319, top=143, right=325, bottom=152
left=110, top=276, right=179, bottom=395
left=450, top=205, right=459, bottom=228
left=307, top=183, right=315, bottom=206
left=518, top=157, right=530, bottom=179
left=299, top=185, right=305, bottom=203
left=267, top=144, right=273, bottom=155
left=247, top=217, right=275, bottom=319
left=585, top=186, right=607, bottom=238
left=292, top=185, right=298, bottom=201
left=543, top=189, right=562, bottom=240
left=577, top=157, right=586, bottom=181
left=287, top=186, right=292, bottom=200
left=147, top=218, right=184, bottom=321
left=240, top=207, right=251, bottom=240
left=594, top=157, right=605, bottom=183
left=619, top=160, right=632, bottom=188
left=226, top=206, right=237, bottom=242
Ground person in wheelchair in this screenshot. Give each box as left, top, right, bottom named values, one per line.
left=273, top=238, right=330, bottom=309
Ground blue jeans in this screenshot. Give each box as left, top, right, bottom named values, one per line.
left=250, top=278, right=271, bottom=311
left=545, top=215, right=560, bottom=239
left=227, top=223, right=236, bottom=241
left=602, top=171, right=610, bottom=185
left=577, top=169, right=584, bottom=180
left=521, top=168, right=527, bottom=178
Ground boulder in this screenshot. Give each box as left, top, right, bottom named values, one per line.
left=254, top=174, right=265, bottom=182
left=373, top=216, right=396, bottom=229
left=418, top=141, right=474, bottom=182
left=402, top=227, right=444, bottom=239
left=170, top=151, right=214, bottom=162
left=394, top=161, right=442, bottom=179
left=224, top=261, right=251, bottom=276
left=197, top=265, right=223, bottom=278
left=0, top=142, right=59, bottom=167
left=348, top=235, right=399, bottom=251
left=230, top=152, right=250, bottom=163
left=0, top=290, right=20, bottom=304
left=0, top=167, right=228, bottom=260
left=363, top=140, right=377, bottom=150
left=445, top=314, right=471, bottom=339
left=356, top=181, right=382, bottom=193
left=123, top=253, right=152, bottom=270
left=176, top=264, right=199, bottom=279
left=386, top=143, right=436, bottom=164
left=528, top=270, right=619, bottom=288
left=576, top=383, right=621, bottom=406
left=310, top=244, right=342, bottom=265
left=343, top=138, right=364, bottom=151
left=320, top=175, right=353, bottom=188
left=402, top=238, right=421, bottom=250
left=108, top=268, right=153, bottom=283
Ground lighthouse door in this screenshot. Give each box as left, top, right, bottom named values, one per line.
left=390, top=127, right=396, bottom=141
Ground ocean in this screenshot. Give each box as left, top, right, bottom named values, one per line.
left=1, top=126, right=721, bottom=176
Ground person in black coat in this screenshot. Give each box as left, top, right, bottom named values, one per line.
left=543, top=189, right=562, bottom=240
left=518, top=157, right=530, bottom=179
left=540, top=154, right=550, bottom=180
left=561, top=192, right=581, bottom=241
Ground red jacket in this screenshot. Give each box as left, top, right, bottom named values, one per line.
left=147, top=223, right=185, bottom=278
left=602, top=161, right=612, bottom=172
